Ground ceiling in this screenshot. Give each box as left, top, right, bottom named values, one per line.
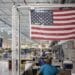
left=0, top=0, right=75, bottom=46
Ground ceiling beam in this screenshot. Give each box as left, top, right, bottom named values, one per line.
left=18, top=4, right=75, bottom=9
left=0, top=18, right=11, bottom=27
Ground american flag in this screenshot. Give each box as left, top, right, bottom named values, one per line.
left=30, top=8, right=75, bottom=40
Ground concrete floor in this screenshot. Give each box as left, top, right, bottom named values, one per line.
left=72, top=62, right=75, bottom=73
left=0, top=59, right=75, bottom=75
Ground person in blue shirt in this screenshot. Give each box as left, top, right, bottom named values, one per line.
left=38, top=57, right=60, bottom=75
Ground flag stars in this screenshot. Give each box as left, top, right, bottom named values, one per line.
left=31, top=10, right=53, bottom=25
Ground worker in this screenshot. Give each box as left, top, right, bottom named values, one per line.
left=37, top=57, right=60, bottom=75
left=39, top=57, right=46, bottom=66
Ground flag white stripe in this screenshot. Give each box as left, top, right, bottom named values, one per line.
left=31, top=29, right=75, bottom=34
left=31, top=34, right=75, bottom=38
left=31, top=25, right=75, bottom=28
left=54, top=20, right=75, bottom=23
left=53, top=15, right=75, bottom=19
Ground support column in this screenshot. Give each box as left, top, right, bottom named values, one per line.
left=12, top=5, right=20, bottom=75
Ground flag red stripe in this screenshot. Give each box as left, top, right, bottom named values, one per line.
left=54, top=13, right=75, bottom=16
left=54, top=18, right=75, bottom=21
left=31, top=32, right=75, bottom=36
left=31, top=37, right=75, bottom=40
left=31, top=27, right=75, bottom=31
left=53, top=8, right=75, bottom=12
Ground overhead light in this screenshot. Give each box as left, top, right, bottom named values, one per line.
left=31, top=7, right=35, bottom=9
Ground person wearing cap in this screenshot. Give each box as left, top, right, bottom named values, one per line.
left=37, top=57, right=60, bottom=75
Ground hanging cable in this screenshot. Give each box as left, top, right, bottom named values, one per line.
left=24, top=0, right=27, bottom=5
left=11, top=0, right=16, bottom=5
left=61, top=0, right=66, bottom=4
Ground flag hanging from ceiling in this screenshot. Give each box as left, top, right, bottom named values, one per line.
left=30, top=8, right=75, bottom=40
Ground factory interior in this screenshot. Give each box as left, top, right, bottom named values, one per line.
left=0, top=0, right=75, bottom=75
